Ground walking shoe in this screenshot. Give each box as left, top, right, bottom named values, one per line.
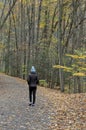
left=32, top=104, right=35, bottom=106
left=29, top=102, right=32, bottom=106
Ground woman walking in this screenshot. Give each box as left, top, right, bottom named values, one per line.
left=27, top=66, right=39, bottom=106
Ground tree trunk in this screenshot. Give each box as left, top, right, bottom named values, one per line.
left=58, top=0, right=64, bottom=92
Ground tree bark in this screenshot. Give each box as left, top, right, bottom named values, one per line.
left=58, top=0, right=64, bottom=92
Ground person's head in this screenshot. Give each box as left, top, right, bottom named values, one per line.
left=30, top=66, right=36, bottom=73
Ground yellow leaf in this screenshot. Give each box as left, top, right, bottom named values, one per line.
left=78, top=56, right=86, bottom=59
left=73, top=73, right=86, bottom=77
left=66, top=54, right=86, bottom=59
left=40, top=23, right=45, bottom=28
left=53, top=65, right=72, bottom=71
left=66, top=54, right=79, bottom=59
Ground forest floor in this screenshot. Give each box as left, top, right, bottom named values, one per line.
left=0, top=73, right=86, bottom=130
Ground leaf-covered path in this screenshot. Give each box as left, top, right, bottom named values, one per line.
left=0, top=73, right=86, bottom=130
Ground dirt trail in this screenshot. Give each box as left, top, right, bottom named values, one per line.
left=0, top=73, right=86, bottom=130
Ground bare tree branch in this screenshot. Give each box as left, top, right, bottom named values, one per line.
left=0, top=0, right=18, bottom=30
left=0, top=0, right=6, bottom=21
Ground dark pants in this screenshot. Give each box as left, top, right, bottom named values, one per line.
left=29, top=87, right=37, bottom=104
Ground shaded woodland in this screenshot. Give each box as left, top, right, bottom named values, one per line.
left=0, top=0, right=86, bottom=93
